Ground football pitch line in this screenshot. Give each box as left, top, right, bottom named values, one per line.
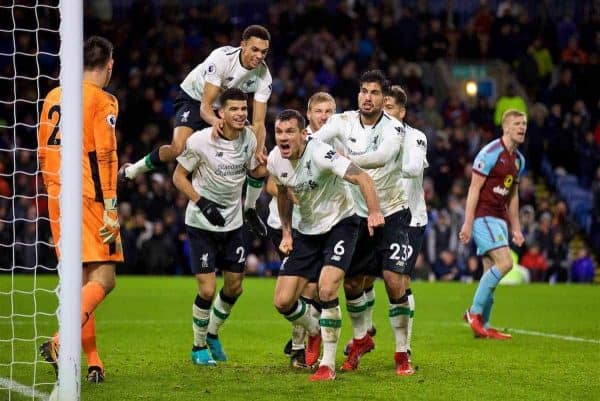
left=507, top=328, right=600, bottom=344
left=451, top=321, right=600, bottom=344
left=0, top=376, right=49, bottom=400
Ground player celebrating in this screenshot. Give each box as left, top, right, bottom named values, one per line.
left=314, top=70, right=414, bottom=375
left=121, top=25, right=272, bottom=237
left=38, top=36, right=122, bottom=383
left=382, top=85, right=428, bottom=368
left=268, top=109, right=383, bottom=381
left=173, top=88, right=266, bottom=366
left=460, top=109, right=527, bottom=340
left=266, top=92, right=336, bottom=368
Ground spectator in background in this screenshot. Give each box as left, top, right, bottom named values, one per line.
left=518, top=175, right=536, bottom=208
left=525, top=103, right=549, bottom=175
left=520, top=205, right=538, bottom=244
left=441, top=89, right=470, bottom=127
left=433, top=250, right=460, bottom=281
left=429, top=135, right=454, bottom=204
left=470, top=96, right=495, bottom=132
left=550, top=68, right=577, bottom=114
left=494, top=82, right=527, bottom=127
left=552, top=201, right=576, bottom=241
left=139, top=221, right=176, bottom=274
left=533, top=212, right=554, bottom=255
left=425, top=18, right=449, bottom=61
left=562, top=36, right=588, bottom=65
left=592, top=167, right=600, bottom=252
left=577, top=131, right=600, bottom=188
left=571, top=247, right=595, bottom=283
left=427, top=209, right=458, bottom=266
left=545, top=231, right=570, bottom=283
left=421, top=95, right=444, bottom=137
left=530, top=37, right=554, bottom=91
left=520, top=242, right=548, bottom=282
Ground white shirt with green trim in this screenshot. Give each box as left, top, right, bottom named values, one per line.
left=267, top=138, right=354, bottom=235
left=266, top=127, right=316, bottom=230
left=177, top=127, right=258, bottom=232
left=313, top=110, right=407, bottom=218
left=180, top=46, right=272, bottom=107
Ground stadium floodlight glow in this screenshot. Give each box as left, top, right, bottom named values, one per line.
left=465, top=81, right=478, bottom=97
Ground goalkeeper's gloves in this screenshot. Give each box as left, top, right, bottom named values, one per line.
left=196, top=197, right=226, bottom=226
left=99, top=198, right=120, bottom=244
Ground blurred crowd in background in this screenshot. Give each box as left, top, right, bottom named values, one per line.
left=1, top=0, right=599, bottom=283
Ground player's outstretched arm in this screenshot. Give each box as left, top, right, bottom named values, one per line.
left=343, top=162, right=384, bottom=235
left=201, top=82, right=224, bottom=136
left=349, top=130, right=402, bottom=169
left=277, top=183, right=294, bottom=255
left=459, top=173, right=486, bottom=244
left=251, top=100, right=268, bottom=164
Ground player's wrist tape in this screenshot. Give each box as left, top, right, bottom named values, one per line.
left=103, top=198, right=117, bottom=210
left=246, top=175, right=264, bottom=188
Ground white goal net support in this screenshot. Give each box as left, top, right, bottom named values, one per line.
left=0, top=1, right=82, bottom=400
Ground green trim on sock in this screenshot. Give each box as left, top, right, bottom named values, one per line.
left=319, top=318, right=342, bottom=328
left=193, top=317, right=209, bottom=327
left=286, top=301, right=307, bottom=322
left=144, top=154, right=155, bottom=170
left=389, top=306, right=411, bottom=317
left=410, top=310, right=415, bottom=318
left=246, top=176, right=264, bottom=188
left=366, top=300, right=375, bottom=308
left=346, top=303, right=368, bottom=313
left=212, top=307, right=229, bottom=320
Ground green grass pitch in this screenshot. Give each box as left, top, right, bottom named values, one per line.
left=1, top=276, right=599, bottom=401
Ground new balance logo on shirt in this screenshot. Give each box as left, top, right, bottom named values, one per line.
left=324, top=150, right=337, bottom=160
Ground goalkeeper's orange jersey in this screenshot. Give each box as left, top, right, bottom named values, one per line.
left=38, top=80, right=119, bottom=202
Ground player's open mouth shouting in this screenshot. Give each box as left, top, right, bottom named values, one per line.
left=278, top=142, right=291, bottom=157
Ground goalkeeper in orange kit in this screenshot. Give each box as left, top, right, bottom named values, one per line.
left=37, top=36, right=122, bottom=383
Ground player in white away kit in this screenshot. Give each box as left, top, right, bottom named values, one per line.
left=343, top=85, right=427, bottom=370
left=268, top=110, right=384, bottom=381
left=314, top=70, right=413, bottom=375
left=382, top=85, right=428, bottom=372
left=266, top=92, right=336, bottom=368
left=122, top=25, right=272, bottom=237
left=172, top=88, right=266, bottom=366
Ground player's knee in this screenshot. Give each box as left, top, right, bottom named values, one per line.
left=94, top=275, right=115, bottom=295
left=319, top=286, right=337, bottom=302
left=343, top=276, right=363, bottom=296
left=364, top=275, right=376, bottom=289
left=198, top=286, right=215, bottom=301
left=273, top=294, right=295, bottom=314
left=497, top=259, right=513, bottom=274
left=103, top=278, right=116, bottom=295
left=224, top=282, right=243, bottom=298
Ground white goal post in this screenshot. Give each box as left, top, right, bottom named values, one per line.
left=57, top=0, right=82, bottom=400
left=0, top=1, right=82, bottom=400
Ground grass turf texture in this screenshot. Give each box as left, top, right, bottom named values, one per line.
left=1, top=276, right=599, bottom=401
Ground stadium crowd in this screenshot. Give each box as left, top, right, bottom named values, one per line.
left=1, top=0, right=599, bottom=283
